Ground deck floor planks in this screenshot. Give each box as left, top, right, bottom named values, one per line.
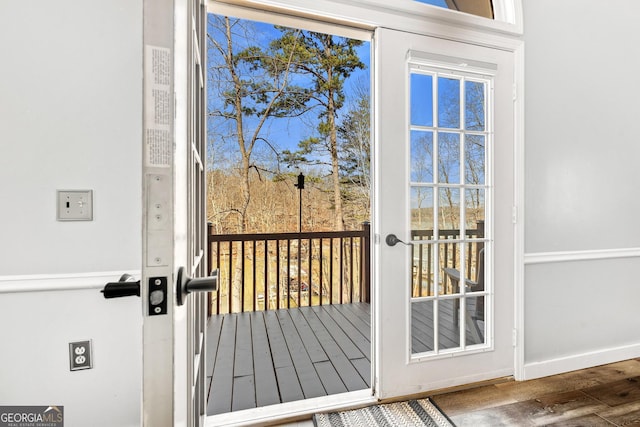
left=233, top=312, right=254, bottom=378
left=288, top=308, right=329, bottom=364
left=263, top=310, right=305, bottom=403
left=340, top=303, right=371, bottom=338
left=207, top=303, right=372, bottom=415
left=276, top=309, right=327, bottom=399
left=318, top=305, right=370, bottom=360
left=308, top=306, right=365, bottom=361
left=206, top=314, right=223, bottom=378
left=299, top=306, right=368, bottom=392
left=250, top=312, right=281, bottom=408
left=207, top=314, right=237, bottom=415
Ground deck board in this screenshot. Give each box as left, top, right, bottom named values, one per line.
left=250, top=312, right=280, bottom=408
left=207, top=314, right=236, bottom=415
left=276, top=309, right=326, bottom=399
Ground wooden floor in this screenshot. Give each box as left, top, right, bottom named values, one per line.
left=206, top=303, right=371, bottom=415
left=432, top=358, right=640, bottom=426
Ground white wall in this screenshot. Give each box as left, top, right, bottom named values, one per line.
left=523, top=1, right=640, bottom=377
left=0, top=1, right=143, bottom=426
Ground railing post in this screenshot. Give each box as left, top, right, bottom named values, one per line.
left=361, top=221, right=371, bottom=303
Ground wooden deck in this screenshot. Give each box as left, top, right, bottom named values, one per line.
left=206, top=303, right=371, bottom=415
left=205, top=298, right=483, bottom=415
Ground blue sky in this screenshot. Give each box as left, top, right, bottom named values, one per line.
left=415, top=0, right=448, bottom=7
left=415, top=0, right=449, bottom=7
left=208, top=16, right=371, bottom=164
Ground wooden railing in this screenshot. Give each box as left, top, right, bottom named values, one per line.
left=207, top=222, right=370, bottom=315
left=206, top=220, right=485, bottom=314
left=411, top=220, right=485, bottom=297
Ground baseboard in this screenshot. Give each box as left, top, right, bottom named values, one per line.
left=523, top=343, right=640, bottom=380
left=0, top=270, right=141, bottom=294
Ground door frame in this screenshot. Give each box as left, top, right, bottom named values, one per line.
left=195, top=1, right=525, bottom=425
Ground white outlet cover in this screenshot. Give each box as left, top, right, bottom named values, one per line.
left=57, top=190, right=93, bottom=221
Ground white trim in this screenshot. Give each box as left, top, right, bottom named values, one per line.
left=513, top=42, right=525, bottom=381
left=524, top=247, right=640, bottom=265
left=210, top=0, right=523, bottom=49
left=523, top=343, right=640, bottom=381
left=205, top=390, right=376, bottom=427
left=0, top=271, right=141, bottom=294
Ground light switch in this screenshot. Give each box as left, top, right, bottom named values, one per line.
left=57, top=190, right=93, bottom=221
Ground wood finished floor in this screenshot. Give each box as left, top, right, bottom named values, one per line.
left=431, top=358, right=640, bottom=426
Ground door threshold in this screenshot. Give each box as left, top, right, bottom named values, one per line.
left=205, top=389, right=376, bottom=427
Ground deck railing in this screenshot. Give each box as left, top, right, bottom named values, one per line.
left=206, top=220, right=485, bottom=314
left=207, top=222, right=371, bottom=315
left=411, top=220, right=485, bottom=297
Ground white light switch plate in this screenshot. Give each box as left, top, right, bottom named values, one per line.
left=57, top=190, right=93, bottom=221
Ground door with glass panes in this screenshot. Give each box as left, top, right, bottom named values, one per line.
left=375, top=27, right=515, bottom=398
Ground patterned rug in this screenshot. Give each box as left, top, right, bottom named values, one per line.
left=313, top=398, right=455, bottom=427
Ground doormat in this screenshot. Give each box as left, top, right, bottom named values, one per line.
left=313, top=398, right=455, bottom=427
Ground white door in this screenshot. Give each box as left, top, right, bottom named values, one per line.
left=142, top=0, right=211, bottom=426
left=375, top=28, right=516, bottom=398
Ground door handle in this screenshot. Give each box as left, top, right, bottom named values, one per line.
left=385, top=234, right=413, bottom=247
left=176, top=266, right=219, bottom=306
left=101, top=273, right=141, bottom=298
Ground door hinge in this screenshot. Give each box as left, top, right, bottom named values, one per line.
left=512, top=206, right=518, bottom=224
left=512, top=83, right=517, bottom=101
left=512, top=329, right=517, bottom=347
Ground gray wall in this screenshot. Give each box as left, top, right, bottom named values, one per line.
left=524, top=0, right=640, bottom=373
left=0, top=1, right=143, bottom=426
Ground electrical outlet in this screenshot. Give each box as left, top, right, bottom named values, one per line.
left=57, top=190, right=93, bottom=221
left=69, top=340, right=93, bottom=371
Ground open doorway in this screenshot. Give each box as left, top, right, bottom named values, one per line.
left=203, top=9, right=373, bottom=417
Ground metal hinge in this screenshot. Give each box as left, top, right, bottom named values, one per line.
left=512, top=83, right=517, bottom=101
left=512, top=206, right=518, bottom=224
left=512, top=329, right=517, bottom=347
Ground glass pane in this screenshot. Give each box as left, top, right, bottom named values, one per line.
left=465, top=188, right=485, bottom=228
left=465, top=296, right=486, bottom=346
left=411, top=300, right=434, bottom=354
left=438, top=77, right=460, bottom=129
left=411, top=74, right=434, bottom=127
left=438, top=132, right=460, bottom=184
left=465, top=81, right=486, bottom=131
left=438, top=187, right=460, bottom=230
left=438, top=298, right=461, bottom=350
left=411, top=187, right=434, bottom=232
left=414, top=0, right=494, bottom=19
left=440, top=242, right=463, bottom=295
left=411, top=130, right=434, bottom=183
left=464, top=134, right=485, bottom=185
left=411, top=243, right=435, bottom=297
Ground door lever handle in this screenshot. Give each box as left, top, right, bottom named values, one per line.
left=385, top=234, right=413, bottom=247
left=101, top=273, right=141, bottom=298
left=177, top=267, right=219, bottom=306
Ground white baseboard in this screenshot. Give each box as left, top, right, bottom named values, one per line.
left=523, top=343, right=640, bottom=380
left=0, top=270, right=141, bottom=294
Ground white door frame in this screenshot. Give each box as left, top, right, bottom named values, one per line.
left=142, top=0, right=209, bottom=426
left=199, top=1, right=524, bottom=425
